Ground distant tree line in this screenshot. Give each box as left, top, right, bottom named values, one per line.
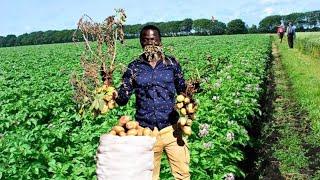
left=0, top=10, right=319, bottom=47
left=259, top=10, right=320, bottom=33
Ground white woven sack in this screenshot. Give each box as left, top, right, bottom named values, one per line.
left=96, top=135, right=156, bottom=180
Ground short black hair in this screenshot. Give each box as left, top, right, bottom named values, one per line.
left=139, top=25, right=161, bottom=41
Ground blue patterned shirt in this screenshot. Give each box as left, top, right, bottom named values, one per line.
left=115, top=55, right=186, bottom=130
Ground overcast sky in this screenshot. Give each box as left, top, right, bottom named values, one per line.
left=1, top=0, right=319, bottom=36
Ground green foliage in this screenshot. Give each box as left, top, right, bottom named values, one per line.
left=258, top=15, right=282, bottom=33
left=227, top=19, right=248, bottom=34
left=248, top=25, right=259, bottom=34
left=192, top=19, right=226, bottom=35
left=267, top=36, right=320, bottom=179
left=258, top=10, right=320, bottom=32
left=296, top=32, right=320, bottom=58
left=277, top=36, right=320, bottom=138
left=0, top=34, right=271, bottom=179
left=180, top=18, right=193, bottom=33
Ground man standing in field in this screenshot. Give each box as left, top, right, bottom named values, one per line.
left=115, top=25, right=191, bottom=180
left=287, top=22, right=296, bottom=48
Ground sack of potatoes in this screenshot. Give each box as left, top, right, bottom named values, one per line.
left=96, top=116, right=157, bottom=180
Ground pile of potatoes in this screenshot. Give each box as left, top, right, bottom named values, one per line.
left=175, top=94, right=198, bottom=136
left=109, top=116, right=159, bottom=137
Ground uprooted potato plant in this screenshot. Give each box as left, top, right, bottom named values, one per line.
left=70, top=9, right=126, bottom=115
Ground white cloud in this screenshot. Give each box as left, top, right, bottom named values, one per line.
left=263, top=7, right=274, bottom=15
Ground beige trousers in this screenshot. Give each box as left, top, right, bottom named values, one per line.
left=152, top=125, right=190, bottom=180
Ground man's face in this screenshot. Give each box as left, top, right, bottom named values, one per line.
left=140, top=29, right=164, bottom=62
left=140, top=29, right=161, bottom=48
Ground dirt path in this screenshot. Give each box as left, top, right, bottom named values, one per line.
left=250, top=42, right=286, bottom=179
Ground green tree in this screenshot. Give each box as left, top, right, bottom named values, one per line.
left=17, top=33, right=31, bottom=45
left=193, top=19, right=226, bottom=35
left=5, top=35, right=17, bottom=46
left=248, top=24, right=258, bottom=34
left=193, top=19, right=213, bottom=35
left=305, top=11, right=320, bottom=28
left=258, top=15, right=282, bottom=33
left=124, top=24, right=142, bottom=38
left=163, top=21, right=181, bottom=36
left=227, top=19, right=248, bottom=34
left=180, top=18, right=193, bottom=33
left=211, top=21, right=227, bottom=35
left=258, top=10, right=320, bottom=33
left=0, top=36, right=5, bottom=47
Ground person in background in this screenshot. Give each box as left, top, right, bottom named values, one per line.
left=286, top=22, right=296, bottom=48
left=277, top=24, right=285, bottom=43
